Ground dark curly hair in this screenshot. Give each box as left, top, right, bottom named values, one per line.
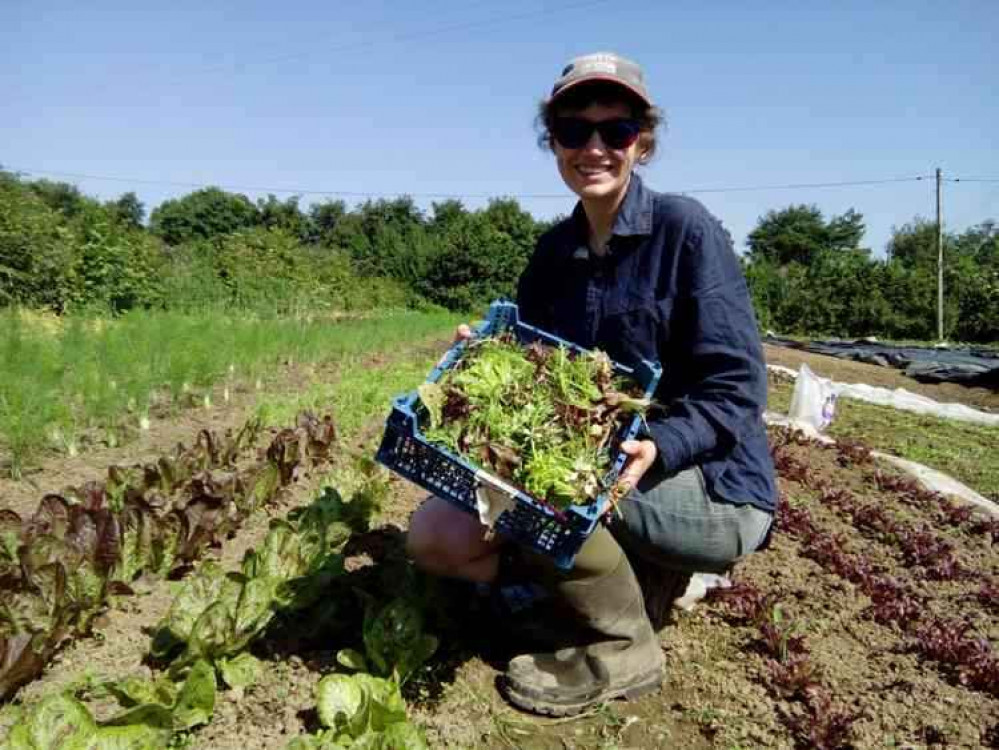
left=536, top=80, right=664, bottom=164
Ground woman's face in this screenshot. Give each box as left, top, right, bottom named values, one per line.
left=552, top=101, right=642, bottom=207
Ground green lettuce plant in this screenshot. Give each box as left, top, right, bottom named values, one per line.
left=149, top=487, right=363, bottom=680
left=2, top=658, right=214, bottom=748
left=287, top=673, right=427, bottom=750
left=335, top=594, right=438, bottom=686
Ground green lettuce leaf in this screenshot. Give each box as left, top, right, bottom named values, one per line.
left=172, top=659, right=216, bottom=730
left=187, top=601, right=236, bottom=662
left=149, top=512, right=184, bottom=578
left=246, top=464, right=281, bottom=515
left=315, top=673, right=408, bottom=739
left=232, top=577, right=275, bottom=645
left=149, top=562, right=225, bottom=658
left=217, top=652, right=262, bottom=691
left=356, top=674, right=407, bottom=731
left=99, top=703, right=173, bottom=748
left=0, top=509, right=22, bottom=572
left=334, top=648, right=368, bottom=673
left=6, top=693, right=97, bottom=749
left=103, top=674, right=177, bottom=709
left=379, top=721, right=429, bottom=750
left=83, top=722, right=172, bottom=750
left=257, top=521, right=301, bottom=581
left=361, top=598, right=437, bottom=684
left=315, top=674, right=366, bottom=737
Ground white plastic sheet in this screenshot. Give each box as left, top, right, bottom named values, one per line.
left=769, top=364, right=999, bottom=427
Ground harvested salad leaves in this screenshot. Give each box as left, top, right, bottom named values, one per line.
left=419, top=335, right=650, bottom=510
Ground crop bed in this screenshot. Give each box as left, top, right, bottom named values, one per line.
left=1, top=345, right=996, bottom=748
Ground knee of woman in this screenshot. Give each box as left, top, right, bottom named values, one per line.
left=404, top=518, right=438, bottom=564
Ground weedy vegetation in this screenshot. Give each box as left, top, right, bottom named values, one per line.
left=0, top=308, right=457, bottom=478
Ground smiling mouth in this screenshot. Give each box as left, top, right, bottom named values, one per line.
left=576, top=165, right=612, bottom=177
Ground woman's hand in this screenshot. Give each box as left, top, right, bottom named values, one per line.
left=454, top=324, right=473, bottom=343
left=616, top=439, right=657, bottom=493
left=437, top=324, right=475, bottom=368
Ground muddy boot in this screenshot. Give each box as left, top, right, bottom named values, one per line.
left=501, top=527, right=664, bottom=717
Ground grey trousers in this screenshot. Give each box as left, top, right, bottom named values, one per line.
left=606, top=466, right=773, bottom=575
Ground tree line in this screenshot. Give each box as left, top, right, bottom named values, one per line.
left=745, top=205, right=998, bottom=342
left=1, top=170, right=996, bottom=341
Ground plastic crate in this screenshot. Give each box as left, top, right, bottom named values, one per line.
left=376, top=301, right=662, bottom=569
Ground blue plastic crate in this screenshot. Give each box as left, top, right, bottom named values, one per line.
left=376, top=301, right=662, bottom=569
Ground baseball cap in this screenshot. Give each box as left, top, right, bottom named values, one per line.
left=549, top=52, right=653, bottom=108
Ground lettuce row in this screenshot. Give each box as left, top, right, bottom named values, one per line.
left=149, top=486, right=360, bottom=671
left=0, top=412, right=337, bottom=703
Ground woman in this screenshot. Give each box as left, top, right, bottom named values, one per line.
left=407, top=52, right=776, bottom=717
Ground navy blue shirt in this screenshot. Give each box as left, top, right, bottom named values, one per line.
left=517, top=173, right=776, bottom=513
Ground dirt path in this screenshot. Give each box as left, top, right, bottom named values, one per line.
left=764, top=343, right=999, bottom=412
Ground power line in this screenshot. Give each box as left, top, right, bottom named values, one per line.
left=681, top=176, right=930, bottom=195
left=158, top=0, right=614, bottom=82
left=5, top=167, right=557, bottom=200
left=947, top=177, right=999, bottom=183
left=4, top=166, right=940, bottom=202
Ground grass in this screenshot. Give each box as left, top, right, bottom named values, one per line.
left=0, top=307, right=458, bottom=478
left=254, top=345, right=443, bottom=437
left=769, top=378, right=999, bottom=499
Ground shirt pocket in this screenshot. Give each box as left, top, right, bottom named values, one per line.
left=601, top=292, right=671, bottom=366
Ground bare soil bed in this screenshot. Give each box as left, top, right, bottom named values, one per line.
left=2, top=342, right=997, bottom=749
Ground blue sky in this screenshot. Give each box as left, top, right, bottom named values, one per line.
left=3, top=0, right=996, bottom=255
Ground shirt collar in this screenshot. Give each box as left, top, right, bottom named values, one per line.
left=568, top=171, right=654, bottom=245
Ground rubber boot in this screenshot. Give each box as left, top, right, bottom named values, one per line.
left=501, top=527, right=664, bottom=717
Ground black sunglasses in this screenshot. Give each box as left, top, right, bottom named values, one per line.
left=551, top=117, right=642, bottom=150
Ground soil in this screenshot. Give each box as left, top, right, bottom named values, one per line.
left=763, top=343, right=999, bottom=412
left=2, top=337, right=997, bottom=749
left=0, top=359, right=321, bottom=518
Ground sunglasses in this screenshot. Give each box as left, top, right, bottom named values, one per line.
left=551, top=117, right=642, bottom=150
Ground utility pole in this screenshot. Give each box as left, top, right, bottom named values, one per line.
left=936, top=167, right=944, bottom=342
